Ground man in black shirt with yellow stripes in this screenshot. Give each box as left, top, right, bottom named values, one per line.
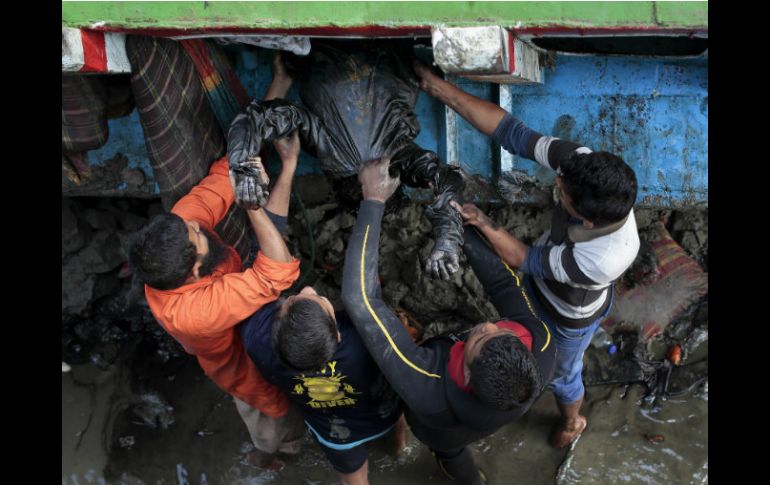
left=341, top=158, right=557, bottom=484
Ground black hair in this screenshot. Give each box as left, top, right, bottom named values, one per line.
left=128, top=213, right=196, bottom=290
left=469, top=334, right=542, bottom=411
left=559, top=151, right=638, bottom=226
left=272, top=298, right=338, bottom=371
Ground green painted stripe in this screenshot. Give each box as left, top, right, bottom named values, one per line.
left=62, top=1, right=707, bottom=31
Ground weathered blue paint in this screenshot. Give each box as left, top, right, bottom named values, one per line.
left=503, top=55, right=708, bottom=207
left=87, top=109, right=160, bottom=194
left=453, top=78, right=496, bottom=179
left=89, top=110, right=145, bottom=167
left=232, top=48, right=707, bottom=206
left=86, top=47, right=707, bottom=207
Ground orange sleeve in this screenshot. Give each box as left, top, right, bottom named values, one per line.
left=195, top=337, right=291, bottom=418
left=171, top=156, right=233, bottom=229
left=171, top=252, right=301, bottom=337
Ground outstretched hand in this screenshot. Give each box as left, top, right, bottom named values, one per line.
left=273, top=130, right=300, bottom=168
left=412, top=58, right=442, bottom=92
left=450, top=201, right=489, bottom=227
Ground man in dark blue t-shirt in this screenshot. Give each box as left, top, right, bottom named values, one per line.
left=241, top=285, right=403, bottom=484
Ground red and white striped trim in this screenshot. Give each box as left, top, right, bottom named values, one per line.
left=62, top=27, right=130, bottom=73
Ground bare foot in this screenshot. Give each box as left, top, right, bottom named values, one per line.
left=244, top=450, right=285, bottom=471
left=549, top=415, right=587, bottom=449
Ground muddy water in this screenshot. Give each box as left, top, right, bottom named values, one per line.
left=62, top=194, right=707, bottom=484
left=62, top=350, right=707, bottom=484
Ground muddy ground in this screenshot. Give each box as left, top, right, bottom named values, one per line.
left=62, top=174, right=707, bottom=484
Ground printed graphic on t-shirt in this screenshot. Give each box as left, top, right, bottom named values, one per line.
left=292, top=360, right=360, bottom=409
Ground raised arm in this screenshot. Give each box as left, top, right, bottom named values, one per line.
left=413, top=59, right=588, bottom=174
left=227, top=51, right=325, bottom=211
left=263, top=52, right=293, bottom=102
left=450, top=201, right=529, bottom=269
left=413, top=60, right=505, bottom=136
left=341, top=159, right=444, bottom=415
left=265, top=130, right=299, bottom=218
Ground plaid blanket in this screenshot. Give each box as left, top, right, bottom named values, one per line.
left=126, top=35, right=250, bottom=260
left=62, top=74, right=108, bottom=153
left=180, top=39, right=251, bottom=130
left=62, top=74, right=111, bottom=183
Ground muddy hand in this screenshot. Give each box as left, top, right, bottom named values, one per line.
left=450, top=200, right=486, bottom=227
left=230, top=156, right=270, bottom=210
left=359, top=157, right=400, bottom=203
left=412, top=58, right=441, bottom=91
left=425, top=237, right=460, bottom=280
left=273, top=130, right=300, bottom=169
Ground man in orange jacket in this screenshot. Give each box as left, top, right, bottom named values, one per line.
left=128, top=60, right=304, bottom=467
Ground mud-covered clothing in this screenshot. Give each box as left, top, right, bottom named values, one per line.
left=492, top=113, right=640, bottom=328
left=241, top=303, right=402, bottom=450
left=145, top=156, right=300, bottom=417
left=341, top=200, right=556, bottom=452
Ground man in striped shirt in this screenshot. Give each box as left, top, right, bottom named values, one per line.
left=414, top=60, right=640, bottom=448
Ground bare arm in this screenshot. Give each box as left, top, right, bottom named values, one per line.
left=263, top=53, right=298, bottom=217
left=246, top=208, right=293, bottom=263
left=450, top=201, right=529, bottom=268
left=413, top=60, right=506, bottom=136
left=228, top=162, right=292, bottom=263
left=265, top=130, right=299, bottom=217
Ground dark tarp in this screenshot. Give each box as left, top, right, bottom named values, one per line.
left=228, top=43, right=464, bottom=277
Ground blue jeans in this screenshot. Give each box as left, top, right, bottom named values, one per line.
left=524, top=275, right=612, bottom=405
